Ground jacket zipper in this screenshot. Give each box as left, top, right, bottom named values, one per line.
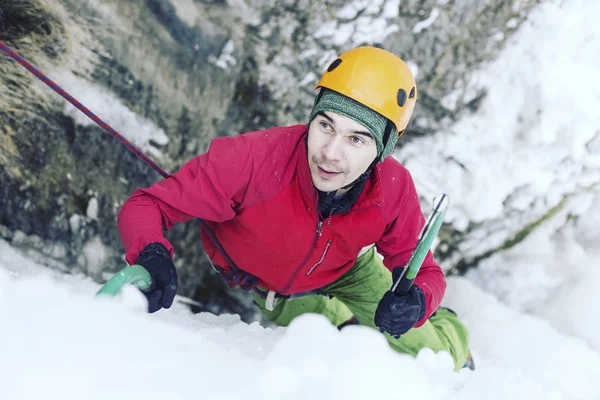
left=306, top=239, right=332, bottom=276
left=281, top=219, right=323, bottom=293
left=281, top=203, right=377, bottom=292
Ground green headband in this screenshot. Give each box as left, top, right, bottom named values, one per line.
left=308, top=89, right=398, bottom=161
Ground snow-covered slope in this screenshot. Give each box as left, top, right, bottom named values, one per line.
left=2, top=239, right=599, bottom=399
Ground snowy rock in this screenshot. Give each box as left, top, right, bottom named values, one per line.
left=81, top=236, right=109, bottom=277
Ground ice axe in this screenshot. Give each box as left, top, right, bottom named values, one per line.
left=392, top=194, right=450, bottom=295
left=95, top=265, right=152, bottom=297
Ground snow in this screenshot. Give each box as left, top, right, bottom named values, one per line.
left=337, top=0, right=401, bottom=19
left=399, top=0, right=600, bottom=227
left=3, top=0, right=600, bottom=399
left=2, top=238, right=600, bottom=399
left=412, top=8, right=440, bottom=34
left=86, top=197, right=99, bottom=220
left=79, top=236, right=110, bottom=277
left=171, top=0, right=201, bottom=26
left=50, top=71, right=169, bottom=159
left=382, top=0, right=401, bottom=19
left=315, top=0, right=400, bottom=48
left=208, top=39, right=237, bottom=70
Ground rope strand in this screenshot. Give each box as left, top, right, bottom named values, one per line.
left=1, top=40, right=260, bottom=292
left=0, top=40, right=169, bottom=179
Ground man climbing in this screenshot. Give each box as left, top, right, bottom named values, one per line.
left=117, top=46, right=473, bottom=371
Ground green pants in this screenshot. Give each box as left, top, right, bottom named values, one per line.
left=252, top=247, right=470, bottom=370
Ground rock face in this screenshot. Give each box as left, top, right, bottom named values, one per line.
left=0, top=0, right=538, bottom=320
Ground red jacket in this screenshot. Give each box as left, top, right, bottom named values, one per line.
left=118, top=124, right=446, bottom=326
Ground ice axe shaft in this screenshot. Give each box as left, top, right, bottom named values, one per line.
left=392, top=194, right=449, bottom=295
left=95, top=265, right=152, bottom=297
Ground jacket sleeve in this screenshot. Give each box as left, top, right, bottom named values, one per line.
left=117, top=135, right=255, bottom=265
left=375, top=174, right=447, bottom=327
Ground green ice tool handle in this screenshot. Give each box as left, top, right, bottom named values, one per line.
left=95, top=265, right=152, bottom=297
left=392, top=194, right=449, bottom=296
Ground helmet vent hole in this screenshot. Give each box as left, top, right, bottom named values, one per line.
left=327, top=58, right=343, bottom=72
left=397, top=89, right=407, bottom=107
left=409, top=87, right=415, bottom=98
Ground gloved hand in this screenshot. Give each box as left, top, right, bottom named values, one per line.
left=374, top=269, right=426, bottom=338
left=135, top=242, right=178, bottom=313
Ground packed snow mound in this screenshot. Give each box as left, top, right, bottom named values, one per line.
left=1, top=241, right=599, bottom=400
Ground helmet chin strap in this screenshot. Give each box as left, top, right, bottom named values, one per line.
left=338, top=161, right=375, bottom=191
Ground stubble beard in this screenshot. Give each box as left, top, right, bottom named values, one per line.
left=310, top=155, right=350, bottom=192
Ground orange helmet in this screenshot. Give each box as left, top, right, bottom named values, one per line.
left=315, top=46, right=417, bottom=137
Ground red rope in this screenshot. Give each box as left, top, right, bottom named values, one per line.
left=0, top=39, right=169, bottom=178
left=0, top=39, right=255, bottom=289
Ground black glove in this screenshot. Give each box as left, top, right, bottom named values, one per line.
left=374, top=268, right=426, bottom=338
left=135, top=243, right=178, bottom=313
